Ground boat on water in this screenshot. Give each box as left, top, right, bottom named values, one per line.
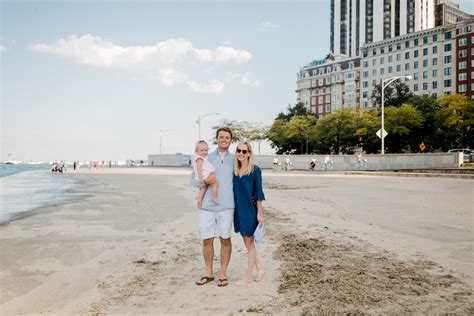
left=3, top=160, right=20, bottom=165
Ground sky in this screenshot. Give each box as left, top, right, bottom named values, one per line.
left=1, top=0, right=473, bottom=162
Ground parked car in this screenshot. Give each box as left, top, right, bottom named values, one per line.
left=448, top=148, right=472, bottom=163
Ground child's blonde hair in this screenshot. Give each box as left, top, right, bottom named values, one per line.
left=194, top=140, right=208, bottom=153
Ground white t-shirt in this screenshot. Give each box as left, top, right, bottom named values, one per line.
left=193, top=155, right=215, bottom=181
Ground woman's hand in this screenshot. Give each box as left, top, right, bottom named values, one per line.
left=257, top=211, right=264, bottom=227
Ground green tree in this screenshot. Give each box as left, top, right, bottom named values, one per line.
left=384, top=104, right=424, bottom=152
left=354, top=109, right=380, bottom=153
left=405, top=95, right=441, bottom=152
left=314, top=109, right=359, bottom=154
left=371, top=79, right=413, bottom=107
left=285, top=115, right=318, bottom=154
left=276, top=102, right=309, bottom=121
left=436, top=94, right=474, bottom=149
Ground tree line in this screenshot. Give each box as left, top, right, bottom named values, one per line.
left=213, top=84, right=473, bottom=154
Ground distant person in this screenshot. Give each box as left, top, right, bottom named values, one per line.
left=233, top=141, right=265, bottom=286
left=272, top=156, right=280, bottom=171
left=192, top=127, right=234, bottom=288
left=73, top=161, right=77, bottom=170
left=192, top=140, right=219, bottom=209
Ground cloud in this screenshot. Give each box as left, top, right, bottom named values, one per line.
left=226, top=72, right=261, bottom=87
left=260, top=21, right=279, bottom=30
left=31, top=34, right=252, bottom=93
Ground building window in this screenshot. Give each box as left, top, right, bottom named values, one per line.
left=459, top=61, right=467, bottom=69
left=388, top=66, right=393, bottom=74
left=405, top=63, right=410, bottom=71
left=444, top=56, right=452, bottom=64
left=372, top=80, right=377, bottom=86
left=380, top=68, right=385, bottom=75
left=433, top=58, right=438, bottom=66
left=318, top=105, right=323, bottom=113
left=363, top=61, right=369, bottom=67
left=433, top=46, right=438, bottom=54
left=373, top=48, right=377, bottom=56
left=396, top=43, right=401, bottom=50
left=388, top=55, right=393, bottom=63
left=396, top=53, right=401, bottom=61
left=373, top=59, right=377, bottom=66
left=432, top=81, right=437, bottom=89
left=318, top=96, right=323, bottom=103
left=372, top=69, right=377, bottom=76
left=380, top=57, right=385, bottom=64
left=405, top=52, right=410, bottom=59
left=396, top=64, right=401, bottom=72
left=459, top=73, right=467, bottom=81
left=459, top=38, right=467, bottom=46
left=423, top=36, right=429, bottom=44
left=471, top=48, right=474, bottom=56
left=432, top=69, right=438, bottom=77
left=472, top=71, right=474, bottom=79
left=459, top=50, right=467, bottom=58
left=325, top=95, right=330, bottom=102
left=459, top=84, right=467, bottom=93
left=445, top=32, right=452, bottom=40
left=414, top=50, right=419, bottom=57
left=414, top=61, right=419, bottom=69
left=414, top=39, right=419, bottom=46
left=363, top=50, right=368, bottom=57
left=414, top=84, right=419, bottom=91
left=423, top=71, right=428, bottom=79
left=380, top=47, right=385, bottom=54
left=405, top=41, right=410, bottom=48
left=444, top=79, right=452, bottom=87
left=444, top=43, right=452, bottom=52
left=423, top=48, right=428, bottom=56
left=423, top=60, right=428, bottom=67
left=433, top=34, right=438, bottom=42
left=363, top=71, right=368, bottom=78
left=363, top=91, right=368, bottom=98
left=388, top=44, right=393, bottom=52
left=414, top=73, right=419, bottom=80
left=444, top=67, right=452, bottom=76
left=423, top=83, right=428, bottom=90
left=326, top=104, right=331, bottom=112
left=363, top=81, right=368, bottom=88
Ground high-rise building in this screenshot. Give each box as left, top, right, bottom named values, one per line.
left=435, top=0, right=473, bottom=26
left=454, top=20, right=474, bottom=98
left=331, top=0, right=436, bottom=57
left=296, top=54, right=360, bottom=117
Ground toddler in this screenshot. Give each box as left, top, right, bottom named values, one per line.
left=193, top=140, right=218, bottom=208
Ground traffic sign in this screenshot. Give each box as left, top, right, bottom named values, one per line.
left=419, top=142, right=426, bottom=151
left=376, top=129, right=388, bottom=139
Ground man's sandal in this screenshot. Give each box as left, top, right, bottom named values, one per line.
left=196, top=276, right=214, bottom=286
left=217, top=278, right=228, bottom=287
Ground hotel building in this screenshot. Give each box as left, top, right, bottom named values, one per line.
left=455, top=20, right=474, bottom=98
left=296, top=54, right=360, bottom=117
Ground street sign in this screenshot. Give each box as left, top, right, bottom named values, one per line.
left=419, top=142, right=426, bottom=151
left=376, top=129, right=388, bottom=139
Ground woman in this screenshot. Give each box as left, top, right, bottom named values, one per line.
left=233, top=141, right=265, bottom=286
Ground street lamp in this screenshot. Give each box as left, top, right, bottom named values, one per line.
left=159, top=129, right=170, bottom=154
left=196, top=112, right=219, bottom=140
left=380, top=75, right=412, bottom=155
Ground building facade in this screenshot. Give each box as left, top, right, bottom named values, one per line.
left=360, top=24, right=457, bottom=108
left=296, top=54, right=360, bottom=117
left=455, top=20, right=474, bottom=98
left=331, top=0, right=436, bottom=57
left=435, top=0, right=473, bottom=26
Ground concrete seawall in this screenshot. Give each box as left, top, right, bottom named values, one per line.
left=148, top=152, right=462, bottom=171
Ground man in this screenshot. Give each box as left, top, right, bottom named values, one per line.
left=194, top=127, right=234, bottom=287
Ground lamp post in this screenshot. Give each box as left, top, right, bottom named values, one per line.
left=159, top=129, right=170, bottom=154
left=196, top=112, right=219, bottom=140
left=380, top=75, right=412, bottom=155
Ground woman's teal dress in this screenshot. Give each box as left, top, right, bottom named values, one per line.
left=233, top=165, right=265, bottom=237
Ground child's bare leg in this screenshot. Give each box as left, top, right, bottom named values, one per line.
left=197, top=184, right=208, bottom=209
left=208, top=172, right=218, bottom=204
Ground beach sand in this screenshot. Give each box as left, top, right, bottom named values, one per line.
left=0, top=168, right=473, bottom=314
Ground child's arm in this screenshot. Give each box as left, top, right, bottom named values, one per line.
left=195, top=158, right=205, bottom=183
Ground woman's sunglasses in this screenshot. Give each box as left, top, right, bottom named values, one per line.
left=236, top=148, right=249, bottom=154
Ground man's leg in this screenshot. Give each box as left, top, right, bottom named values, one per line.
left=203, top=237, right=214, bottom=277
left=216, top=209, right=234, bottom=286
left=219, top=236, right=232, bottom=281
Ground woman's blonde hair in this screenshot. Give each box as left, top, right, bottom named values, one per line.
left=234, top=141, right=254, bottom=176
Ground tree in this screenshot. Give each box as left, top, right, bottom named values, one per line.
left=211, top=119, right=270, bottom=153
left=285, top=115, right=318, bottom=154
left=267, top=118, right=290, bottom=154
left=354, top=109, right=381, bottom=153
left=405, top=95, right=441, bottom=152
left=436, top=94, right=474, bottom=149
left=314, top=109, right=359, bottom=154
left=384, top=104, right=424, bottom=152
left=276, top=102, right=309, bottom=121
left=371, top=79, right=413, bottom=108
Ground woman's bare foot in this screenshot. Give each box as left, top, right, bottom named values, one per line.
left=234, top=277, right=253, bottom=286
left=254, top=270, right=265, bottom=282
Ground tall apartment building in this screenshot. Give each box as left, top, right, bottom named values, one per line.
left=296, top=54, right=360, bottom=117
left=331, top=0, right=436, bottom=57
left=455, top=20, right=474, bottom=98
left=435, top=0, right=473, bottom=26
left=360, top=19, right=474, bottom=108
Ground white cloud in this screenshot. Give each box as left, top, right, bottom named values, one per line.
left=31, top=34, right=252, bottom=93
left=260, top=21, right=279, bottom=30
left=227, top=72, right=261, bottom=87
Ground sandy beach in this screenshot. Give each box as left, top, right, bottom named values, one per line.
left=1, top=168, right=473, bottom=314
